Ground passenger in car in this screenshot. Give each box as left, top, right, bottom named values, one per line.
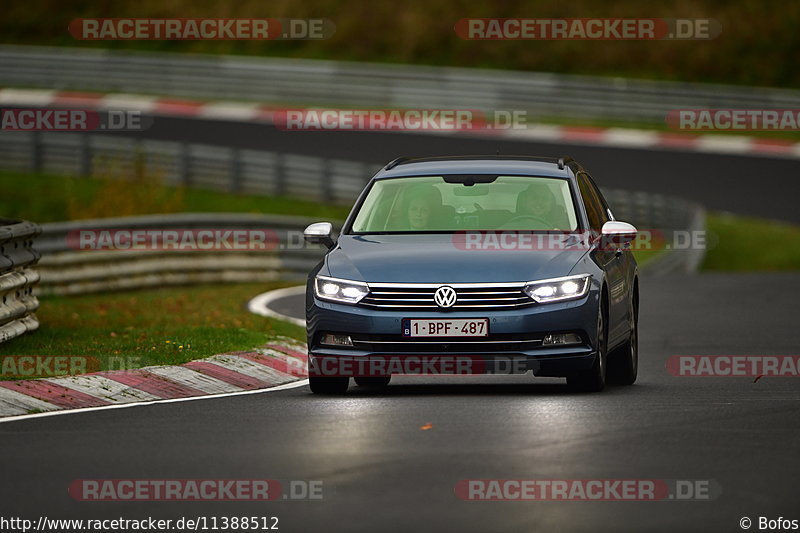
left=403, top=186, right=454, bottom=230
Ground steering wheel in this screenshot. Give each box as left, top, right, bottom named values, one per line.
left=498, top=215, right=554, bottom=230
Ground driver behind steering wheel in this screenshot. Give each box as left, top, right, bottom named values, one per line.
left=515, top=183, right=560, bottom=229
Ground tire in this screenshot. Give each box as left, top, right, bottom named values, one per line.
left=354, top=376, right=391, bottom=387
left=309, top=376, right=349, bottom=395
left=567, top=300, right=607, bottom=392
left=608, top=293, right=638, bottom=386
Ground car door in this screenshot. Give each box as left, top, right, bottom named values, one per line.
left=577, top=172, right=627, bottom=349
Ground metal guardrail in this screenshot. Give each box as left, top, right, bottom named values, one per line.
left=0, top=219, right=41, bottom=343
left=1, top=45, right=799, bottom=123
left=36, top=214, right=331, bottom=295
left=0, top=132, right=379, bottom=205
left=0, top=130, right=704, bottom=291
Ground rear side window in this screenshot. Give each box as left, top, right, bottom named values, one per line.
left=577, top=173, right=608, bottom=232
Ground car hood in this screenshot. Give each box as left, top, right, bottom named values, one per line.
left=324, top=234, right=589, bottom=283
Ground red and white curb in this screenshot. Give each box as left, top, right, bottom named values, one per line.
left=0, top=338, right=309, bottom=422
left=2, top=88, right=800, bottom=159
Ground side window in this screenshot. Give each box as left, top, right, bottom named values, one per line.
left=587, top=174, right=614, bottom=222
left=577, top=173, right=605, bottom=232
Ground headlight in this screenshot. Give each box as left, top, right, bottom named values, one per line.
left=314, top=275, right=369, bottom=304
left=524, top=274, right=591, bottom=303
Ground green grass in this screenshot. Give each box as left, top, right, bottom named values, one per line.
left=3, top=0, right=799, bottom=89
left=702, top=212, right=800, bottom=271
left=0, top=283, right=306, bottom=379
left=0, top=171, right=351, bottom=223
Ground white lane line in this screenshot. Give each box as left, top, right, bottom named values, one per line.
left=99, top=93, right=158, bottom=113
left=499, top=124, right=564, bottom=142
left=0, top=88, right=57, bottom=106
left=206, top=355, right=296, bottom=385
left=43, top=375, right=161, bottom=404
left=199, top=102, right=261, bottom=121
left=146, top=366, right=244, bottom=394
left=0, top=387, right=62, bottom=416
left=0, top=379, right=309, bottom=425
left=604, top=128, right=660, bottom=147
left=695, top=135, right=754, bottom=153
left=247, top=285, right=307, bottom=327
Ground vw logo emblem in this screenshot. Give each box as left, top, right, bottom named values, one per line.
left=434, top=286, right=457, bottom=308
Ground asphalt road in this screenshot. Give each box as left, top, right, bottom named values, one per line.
left=2, top=273, right=798, bottom=532
left=121, top=116, right=800, bottom=223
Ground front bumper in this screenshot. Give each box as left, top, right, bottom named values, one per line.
left=307, top=290, right=600, bottom=377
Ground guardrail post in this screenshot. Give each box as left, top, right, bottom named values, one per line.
left=79, top=134, right=91, bottom=176
left=30, top=131, right=42, bottom=173
left=275, top=153, right=285, bottom=196
left=178, top=142, right=191, bottom=185
left=321, top=159, right=333, bottom=203
left=230, top=147, right=242, bottom=193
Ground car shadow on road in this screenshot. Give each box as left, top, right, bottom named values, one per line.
left=335, top=380, right=648, bottom=397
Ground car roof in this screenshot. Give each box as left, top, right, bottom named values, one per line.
left=374, top=155, right=581, bottom=180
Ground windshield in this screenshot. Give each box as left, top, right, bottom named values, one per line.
left=350, top=175, right=579, bottom=233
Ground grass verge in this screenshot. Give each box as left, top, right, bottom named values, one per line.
left=0, top=171, right=351, bottom=223
left=702, top=213, right=800, bottom=271
left=3, top=0, right=799, bottom=88
left=0, top=283, right=306, bottom=380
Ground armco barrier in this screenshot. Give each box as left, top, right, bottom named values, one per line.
left=2, top=45, right=799, bottom=124
left=35, top=213, right=332, bottom=295
left=0, top=219, right=41, bottom=343
left=0, top=132, right=380, bottom=205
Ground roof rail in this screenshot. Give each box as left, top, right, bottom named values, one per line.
left=385, top=157, right=411, bottom=170
left=557, top=156, right=574, bottom=170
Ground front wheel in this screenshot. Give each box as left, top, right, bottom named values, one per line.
left=567, top=303, right=607, bottom=392
left=608, top=295, right=638, bottom=386
left=309, top=376, right=349, bottom=395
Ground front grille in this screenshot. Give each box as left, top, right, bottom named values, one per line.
left=350, top=333, right=543, bottom=353
left=359, top=282, right=534, bottom=310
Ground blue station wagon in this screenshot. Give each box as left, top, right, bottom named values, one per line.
left=304, top=156, right=639, bottom=394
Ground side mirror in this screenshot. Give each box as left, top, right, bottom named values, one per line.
left=304, top=222, right=335, bottom=249
left=601, top=220, right=637, bottom=246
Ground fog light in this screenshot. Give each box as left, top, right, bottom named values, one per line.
left=542, top=333, right=582, bottom=346
left=321, top=333, right=353, bottom=346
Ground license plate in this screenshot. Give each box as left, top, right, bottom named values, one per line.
left=402, top=318, right=489, bottom=337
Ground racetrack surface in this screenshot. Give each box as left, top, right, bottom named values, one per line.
left=2, top=273, right=798, bottom=532
left=124, top=116, right=800, bottom=224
